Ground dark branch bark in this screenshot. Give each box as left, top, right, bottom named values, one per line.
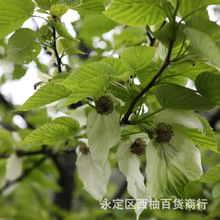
left=0, top=157, right=47, bottom=195
left=52, top=26, right=62, bottom=73
left=121, top=39, right=175, bottom=124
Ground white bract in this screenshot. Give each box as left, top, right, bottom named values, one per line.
left=76, top=140, right=111, bottom=201
left=116, top=133, right=151, bottom=220
left=6, top=153, right=22, bottom=181
left=86, top=96, right=121, bottom=166
left=146, top=109, right=203, bottom=198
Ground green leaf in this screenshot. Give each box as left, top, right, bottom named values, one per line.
left=50, top=4, right=68, bottom=16
left=172, top=61, right=219, bottom=81
left=101, top=57, right=128, bottom=76
left=104, top=0, right=166, bottom=26
left=152, top=23, right=185, bottom=48
left=212, top=183, right=220, bottom=198
left=38, top=25, right=53, bottom=44
left=186, top=15, right=220, bottom=36
left=50, top=21, right=78, bottom=41
left=184, top=27, right=220, bottom=68
left=121, top=46, right=156, bottom=71
left=7, top=28, right=41, bottom=65
left=183, top=114, right=218, bottom=152
left=155, top=84, right=216, bottom=110
left=203, top=201, right=220, bottom=220
left=71, top=0, right=105, bottom=14
left=0, top=0, right=35, bottom=39
left=62, top=62, right=113, bottom=104
left=52, top=116, right=79, bottom=131
left=12, top=65, right=27, bottom=80
left=195, top=72, right=220, bottom=105
left=114, top=26, right=147, bottom=49
left=58, top=0, right=81, bottom=7
left=18, top=81, right=71, bottom=111
left=170, top=0, right=209, bottom=19
left=199, top=163, right=220, bottom=183
left=78, top=14, right=116, bottom=46
left=34, top=0, right=58, bottom=10
left=22, top=123, right=71, bottom=145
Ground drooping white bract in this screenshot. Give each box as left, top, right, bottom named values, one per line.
left=6, top=153, right=22, bottom=181
left=3, top=153, right=23, bottom=195
left=86, top=97, right=121, bottom=166
left=146, top=109, right=203, bottom=198
left=116, top=133, right=151, bottom=220
left=76, top=140, right=111, bottom=201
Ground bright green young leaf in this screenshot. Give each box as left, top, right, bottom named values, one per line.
left=212, top=183, right=220, bottom=198
left=195, top=72, right=220, bottom=105
left=63, top=63, right=113, bottom=104
left=18, top=81, right=71, bottom=111
left=50, top=4, right=68, bottom=16
left=52, top=116, right=79, bottom=131
left=7, top=28, right=41, bottom=65
left=22, top=123, right=71, bottom=145
left=104, top=0, right=166, bottom=26
left=155, top=84, right=216, bottom=110
left=38, top=25, right=53, bottom=44
left=101, top=57, right=128, bottom=76
left=184, top=28, right=220, bottom=68
left=71, top=0, right=105, bottom=14
left=62, top=62, right=113, bottom=91
left=183, top=114, right=218, bottom=152
left=199, top=163, right=220, bottom=183
left=0, top=0, right=35, bottom=39
left=121, top=46, right=156, bottom=71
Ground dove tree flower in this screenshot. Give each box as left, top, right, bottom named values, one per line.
left=116, top=133, right=151, bottom=220
left=145, top=109, right=204, bottom=198
left=76, top=139, right=111, bottom=201
left=86, top=96, right=121, bottom=166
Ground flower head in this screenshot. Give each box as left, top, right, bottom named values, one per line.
left=146, top=109, right=203, bottom=198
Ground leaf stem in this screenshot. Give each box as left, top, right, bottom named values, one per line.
left=121, top=39, right=175, bottom=124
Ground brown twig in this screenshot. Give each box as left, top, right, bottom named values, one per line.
left=52, top=26, right=62, bottom=73
left=121, top=39, right=175, bottom=124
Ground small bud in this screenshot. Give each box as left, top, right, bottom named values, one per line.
left=95, top=96, right=113, bottom=115
left=156, top=123, right=174, bottom=143
left=130, top=138, right=147, bottom=156
left=79, top=142, right=90, bottom=155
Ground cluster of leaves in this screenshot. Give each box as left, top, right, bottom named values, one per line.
left=0, top=0, right=220, bottom=219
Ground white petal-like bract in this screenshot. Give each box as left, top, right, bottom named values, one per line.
left=117, top=141, right=151, bottom=220
left=87, top=109, right=121, bottom=166
left=155, top=109, right=203, bottom=132
left=76, top=150, right=111, bottom=201
left=6, top=153, right=22, bottom=181
left=146, top=129, right=203, bottom=198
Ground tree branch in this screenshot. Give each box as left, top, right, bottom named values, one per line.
left=121, top=39, right=175, bottom=124
left=0, top=157, right=47, bottom=195
left=52, top=26, right=62, bottom=73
